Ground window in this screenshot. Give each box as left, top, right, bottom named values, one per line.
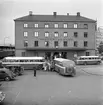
left=64, top=41, right=67, bottom=47
left=44, top=24, right=49, bottom=28
left=84, top=41, right=88, bottom=47
left=84, top=24, right=88, bottom=29
left=84, top=32, right=88, bottom=38
left=34, top=32, right=39, bottom=37
left=64, top=24, right=68, bottom=28
left=74, top=32, right=78, bottom=37
left=74, top=23, right=78, bottom=28
left=45, top=32, right=49, bottom=37
left=54, top=32, right=59, bottom=37
left=24, top=24, right=28, bottom=27
left=34, top=41, right=38, bottom=47
left=24, top=32, right=28, bottom=37
left=64, top=32, right=68, bottom=37
left=34, top=24, right=38, bottom=28
left=34, top=52, right=38, bottom=56
left=54, top=41, right=58, bottom=47
left=86, top=52, right=89, bottom=56
left=54, top=24, right=58, bottom=28
left=24, top=40, right=28, bottom=47
left=22, top=52, right=25, bottom=57
left=74, top=41, right=78, bottom=47
left=45, top=41, right=49, bottom=47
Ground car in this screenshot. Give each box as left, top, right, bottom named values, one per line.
left=0, top=66, right=16, bottom=81
left=0, top=91, right=5, bottom=103
left=5, top=65, right=24, bottom=76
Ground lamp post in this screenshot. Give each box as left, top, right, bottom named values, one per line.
left=4, top=37, right=10, bottom=46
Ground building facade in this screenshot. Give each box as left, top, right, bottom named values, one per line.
left=96, top=27, right=103, bottom=48
left=14, top=11, right=96, bottom=60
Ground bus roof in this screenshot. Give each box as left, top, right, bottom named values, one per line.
left=3, top=57, right=45, bottom=60
left=78, top=56, right=100, bottom=58
left=54, top=58, right=72, bottom=62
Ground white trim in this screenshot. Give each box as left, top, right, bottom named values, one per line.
left=2, top=62, right=45, bottom=65
left=55, top=64, right=65, bottom=69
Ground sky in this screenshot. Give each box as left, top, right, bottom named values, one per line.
left=0, top=0, right=103, bottom=45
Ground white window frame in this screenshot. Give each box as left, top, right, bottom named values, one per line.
left=54, top=32, right=59, bottom=37
left=45, top=24, right=49, bottom=28
left=34, top=24, right=38, bottom=28
left=74, top=23, right=78, bottom=28
left=24, top=24, right=28, bottom=27
left=24, top=32, right=28, bottom=37
left=45, top=32, right=49, bottom=37
left=24, top=40, right=28, bottom=47
left=45, top=41, right=49, bottom=47
left=64, top=24, right=68, bottom=28
left=54, top=24, right=58, bottom=28
left=64, top=32, right=68, bottom=37
left=34, top=32, right=39, bottom=37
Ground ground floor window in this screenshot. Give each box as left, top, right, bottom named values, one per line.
left=34, top=52, right=38, bottom=56
left=86, top=52, right=90, bottom=56
left=22, top=52, right=25, bottom=56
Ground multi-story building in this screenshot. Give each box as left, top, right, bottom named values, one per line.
left=14, top=11, right=97, bottom=60
left=96, top=27, right=103, bottom=48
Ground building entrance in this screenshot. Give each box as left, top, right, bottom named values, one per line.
left=45, top=52, right=51, bottom=60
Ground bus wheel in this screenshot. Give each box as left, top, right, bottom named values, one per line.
left=84, top=62, right=87, bottom=65
left=97, top=61, right=100, bottom=64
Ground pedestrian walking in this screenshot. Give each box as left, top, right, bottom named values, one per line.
left=33, top=67, right=36, bottom=77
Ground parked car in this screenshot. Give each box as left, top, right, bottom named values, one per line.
left=0, top=66, right=16, bottom=81
left=0, top=91, right=5, bottom=103
left=5, top=65, right=24, bottom=76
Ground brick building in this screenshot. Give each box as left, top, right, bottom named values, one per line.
left=14, top=11, right=97, bottom=60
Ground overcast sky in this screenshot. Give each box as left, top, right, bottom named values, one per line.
left=0, top=0, right=103, bottom=45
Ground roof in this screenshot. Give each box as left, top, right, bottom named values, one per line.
left=3, top=57, right=44, bottom=60
left=14, top=14, right=96, bottom=22
left=78, top=56, right=100, bottom=58
left=54, top=58, right=73, bottom=62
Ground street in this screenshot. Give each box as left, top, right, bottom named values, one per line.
left=0, top=64, right=103, bottom=105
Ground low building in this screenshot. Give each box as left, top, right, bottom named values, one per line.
left=0, top=45, right=15, bottom=59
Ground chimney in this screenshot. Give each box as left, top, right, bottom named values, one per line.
left=29, top=11, right=33, bottom=16
left=67, top=13, right=69, bottom=16
left=53, top=12, right=57, bottom=17
left=77, top=12, right=80, bottom=16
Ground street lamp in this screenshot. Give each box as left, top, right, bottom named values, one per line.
left=4, top=37, right=10, bottom=46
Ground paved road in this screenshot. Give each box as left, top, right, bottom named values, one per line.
left=0, top=65, right=103, bottom=105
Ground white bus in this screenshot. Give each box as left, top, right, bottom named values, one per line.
left=2, top=57, right=45, bottom=70
left=53, top=58, right=76, bottom=76
left=75, top=56, right=101, bottom=65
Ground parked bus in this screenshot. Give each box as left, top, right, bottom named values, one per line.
left=53, top=58, right=76, bottom=76
left=2, top=57, right=45, bottom=70
left=75, top=56, right=101, bottom=65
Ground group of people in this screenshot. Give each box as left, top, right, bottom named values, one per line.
left=33, top=59, right=54, bottom=77
left=43, top=60, right=54, bottom=72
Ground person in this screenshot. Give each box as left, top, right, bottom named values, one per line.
left=33, top=67, right=36, bottom=77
